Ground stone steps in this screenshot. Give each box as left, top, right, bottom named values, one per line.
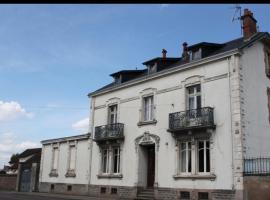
left=135, top=188, right=155, bottom=200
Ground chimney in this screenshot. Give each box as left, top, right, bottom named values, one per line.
left=162, top=49, right=167, bottom=59
left=241, top=8, right=258, bottom=40
left=182, top=42, right=189, bottom=62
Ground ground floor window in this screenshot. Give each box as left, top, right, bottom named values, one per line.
left=178, top=137, right=211, bottom=175
left=100, top=145, right=121, bottom=175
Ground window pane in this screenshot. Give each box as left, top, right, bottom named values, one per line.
left=143, top=96, right=153, bottom=121
left=188, top=148, right=191, bottom=172
left=181, top=150, right=186, bottom=172
left=197, top=96, right=201, bottom=109
left=109, top=105, right=117, bottom=124
left=113, top=148, right=120, bottom=173
left=206, top=148, right=210, bottom=172
left=196, top=85, right=201, bottom=93
left=102, top=149, right=108, bottom=173
left=180, top=142, right=191, bottom=173
left=198, top=141, right=204, bottom=172
left=189, top=97, right=195, bottom=110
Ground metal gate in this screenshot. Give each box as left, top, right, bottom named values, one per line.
left=20, top=167, right=31, bottom=192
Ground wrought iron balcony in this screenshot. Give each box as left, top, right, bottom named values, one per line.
left=94, top=123, right=124, bottom=142
left=168, top=107, right=215, bottom=133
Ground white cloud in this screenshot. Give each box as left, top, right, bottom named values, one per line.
left=72, top=117, right=89, bottom=133
left=0, top=101, right=33, bottom=122
left=0, top=132, right=40, bottom=168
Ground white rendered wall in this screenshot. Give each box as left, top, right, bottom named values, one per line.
left=40, top=139, right=90, bottom=184
left=90, top=58, right=234, bottom=190
left=241, top=41, right=270, bottom=157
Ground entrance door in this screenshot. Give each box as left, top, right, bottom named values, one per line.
left=20, top=168, right=31, bottom=192
left=147, top=145, right=155, bottom=188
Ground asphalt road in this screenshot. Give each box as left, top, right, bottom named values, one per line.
left=0, top=191, right=110, bottom=200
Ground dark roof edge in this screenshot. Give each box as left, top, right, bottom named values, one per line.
left=110, top=69, right=145, bottom=77
left=41, top=133, right=91, bottom=145
left=142, top=57, right=180, bottom=65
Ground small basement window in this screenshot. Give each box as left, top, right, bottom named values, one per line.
left=198, top=192, right=209, bottom=200
left=111, top=188, right=118, bottom=194
left=100, top=187, right=106, bottom=194
left=67, top=185, right=72, bottom=191
left=180, top=191, right=190, bottom=199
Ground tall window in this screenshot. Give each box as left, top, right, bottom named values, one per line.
left=101, top=148, right=110, bottom=174
left=108, top=104, right=118, bottom=124
left=187, top=84, right=201, bottom=110
left=267, top=87, right=270, bottom=123
left=180, top=141, right=192, bottom=173
left=265, top=49, right=270, bottom=77
left=143, top=95, right=154, bottom=121
left=178, top=138, right=210, bottom=175
left=100, top=145, right=121, bottom=175
left=197, top=140, right=210, bottom=173
left=68, top=145, right=76, bottom=170
left=113, top=147, right=121, bottom=174
left=52, top=147, right=59, bottom=170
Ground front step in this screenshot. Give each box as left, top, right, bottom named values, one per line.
left=135, top=188, right=155, bottom=200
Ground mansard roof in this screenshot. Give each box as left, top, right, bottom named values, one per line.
left=89, top=32, right=270, bottom=97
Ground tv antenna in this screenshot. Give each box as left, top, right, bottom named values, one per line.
left=230, top=4, right=242, bottom=35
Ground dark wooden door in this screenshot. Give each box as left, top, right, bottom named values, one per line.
left=147, top=145, right=155, bottom=188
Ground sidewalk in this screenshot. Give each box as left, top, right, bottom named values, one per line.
left=0, top=190, right=121, bottom=200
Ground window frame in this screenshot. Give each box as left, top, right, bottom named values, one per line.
left=186, top=84, right=201, bottom=111
left=142, top=95, right=154, bottom=122
left=177, top=137, right=211, bottom=176
left=52, top=146, right=59, bottom=171
left=108, top=104, right=118, bottom=124
left=99, top=144, right=122, bottom=177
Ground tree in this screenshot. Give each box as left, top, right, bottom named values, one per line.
left=8, top=153, right=20, bottom=170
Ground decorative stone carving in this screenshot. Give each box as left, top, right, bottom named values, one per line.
left=135, top=131, right=160, bottom=152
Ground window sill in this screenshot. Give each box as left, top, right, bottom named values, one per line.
left=65, top=170, right=76, bottom=178
left=137, top=119, right=157, bottom=127
left=49, top=170, right=58, bottom=177
left=97, top=174, right=123, bottom=179
left=173, top=174, right=216, bottom=180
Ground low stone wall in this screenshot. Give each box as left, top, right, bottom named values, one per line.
left=0, top=174, right=17, bottom=191
left=244, top=176, right=270, bottom=200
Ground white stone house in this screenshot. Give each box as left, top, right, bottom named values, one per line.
left=39, top=9, right=270, bottom=200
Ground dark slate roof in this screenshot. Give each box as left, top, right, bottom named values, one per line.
left=89, top=32, right=270, bottom=96
left=18, top=148, right=41, bottom=159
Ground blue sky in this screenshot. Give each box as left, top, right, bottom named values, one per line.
left=0, top=4, right=269, bottom=168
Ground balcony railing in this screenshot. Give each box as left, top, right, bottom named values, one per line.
left=168, top=107, right=215, bottom=132
left=94, top=123, right=124, bottom=142
left=244, top=157, right=270, bottom=176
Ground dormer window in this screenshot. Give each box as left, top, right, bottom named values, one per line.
left=114, top=76, right=121, bottom=84
left=148, top=64, right=157, bottom=74
left=190, top=48, right=202, bottom=61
